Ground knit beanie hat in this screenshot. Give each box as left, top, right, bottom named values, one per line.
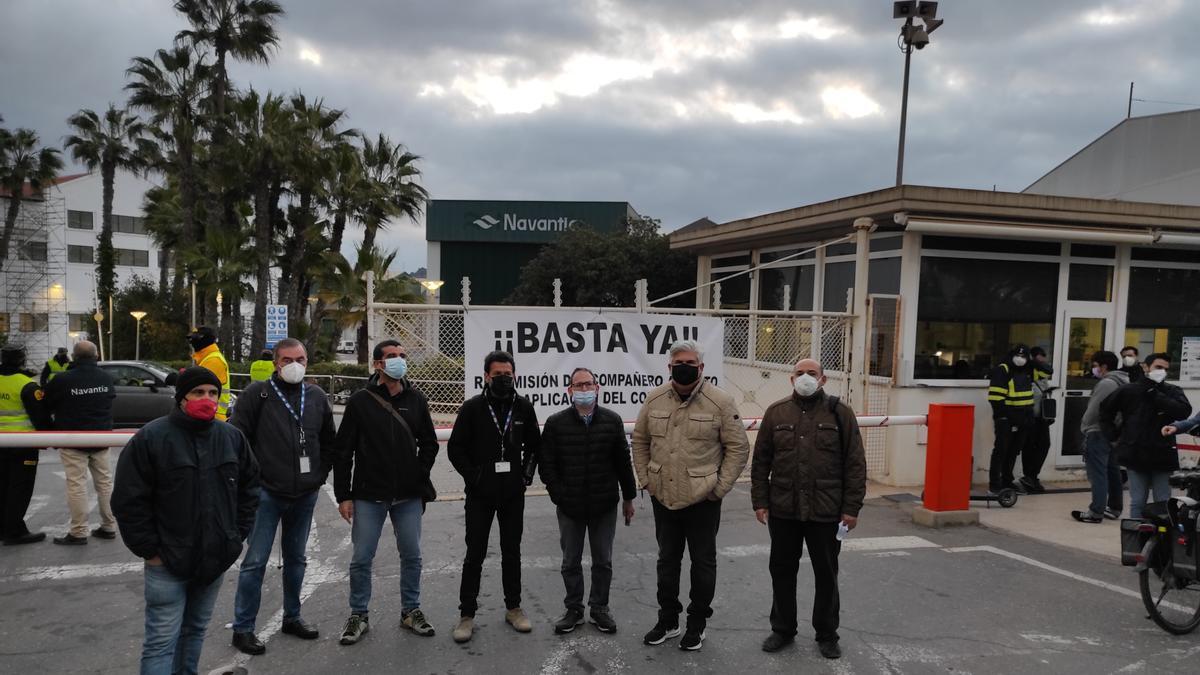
left=174, top=366, right=221, bottom=403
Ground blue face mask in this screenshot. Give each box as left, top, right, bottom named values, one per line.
left=571, top=391, right=597, bottom=407
left=382, top=356, right=407, bottom=380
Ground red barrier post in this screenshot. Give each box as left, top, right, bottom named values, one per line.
left=923, top=403, right=974, bottom=512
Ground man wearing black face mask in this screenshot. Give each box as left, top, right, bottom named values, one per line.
left=447, top=350, right=542, bottom=643
left=986, top=345, right=1035, bottom=495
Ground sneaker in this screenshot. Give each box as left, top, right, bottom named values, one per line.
left=554, top=608, right=585, bottom=634
left=401, top=609, right=435, bottom=637
left=679, top=627, right=706, bottom=651
left=1019, top=477, right=1045, bottom=494
left=281, top=618, right=319, bottom=639
left=818, top=640, right=842, bottom=659
left=91, top=527, right=117, bottom=540
left=339, top=614, right=369, bottom=645
left=231, top=631, right=266, bottom=655
left=762, top=632, right=794, bottom=653
left=1103, top=507, right=1122, bottom=521
left=452, top=615, right=474, bottom=643
left=643, top=620, right=681, bottom=645
left=505, top=607, right=532, bottom=633
left=1071, top=509, right=1103, bottom=524
left=589, top=610, right=617, bottom=634
left=53, top=533, right=88, bottom=546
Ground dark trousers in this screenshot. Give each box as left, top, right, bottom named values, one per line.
left=768, top=517, right=841, bottom=642
left=1022, top=419, right=1052, bottom=480
left=459, top=491, right=524, bottom=616
left=557, top=506, right=618, bottom=613
left=651, top=496, right=721, bottom=629
left=0, top=449, right=38, bottom=540
left=989, top=414, right=1032, bottom=489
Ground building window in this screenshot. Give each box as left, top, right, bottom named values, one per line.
left=822, top=261, right=855, bottom=312
left=19, top=241, right=47, bottom=262
left=1125, top=266, right=1200, bottom=379
left=914, top=257, right=1059, bottom=379
left=113, top=214, right=148, bottom=235
left=19, top=313, right=49, bottom=332
left=116, top=248, right=150, bottom=267
left=68, top=244, right=94, bottom=264
left=0, top=313, right=8, bottom=334
left=1067, top=263, right=1113, bottom=302
left=68, top=210, right=94, bottom=230
left=68, top=313, right=91, bottom=332
left=759, top=264, right=815, bottom=311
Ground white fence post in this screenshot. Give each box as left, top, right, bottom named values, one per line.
left=850, top=217, right=873, bottom=412
left=461, top=276, right=471, bottom=306
left=553, top=278, right=563, bottom=307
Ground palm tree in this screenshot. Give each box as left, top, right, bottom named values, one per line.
left=142, top=182, right=183, bottom=296
left=64, top=105, right=154, bottom=303
left=180, top=214, right=255, bottom=359
left=0, top=126, right=63, bottom=272
left=314, top=245, right=423, bottom=363
left=126, top=46, right=211, bottom=292
left=358, top=133, right=429, bottom=252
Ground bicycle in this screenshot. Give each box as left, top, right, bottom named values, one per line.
left=1121, top=469, right=1200, bottom=634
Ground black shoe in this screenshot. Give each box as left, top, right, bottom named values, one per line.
left=91, top=527, right=117, bottom=540
left=554, top=608, right=585, bottom=634
left=2, top=532, right=46, bottom=546
left=52, top=533, right=88, bottom=546
left=642, top=619, right=681, bottom=645
left=590, top=610, right=617, bottom=634
left=1004, top=481, right=1025, bottom=494
left=679, top=627, right=706, bottom=651
left=1019, top=477, right=1045, bottom=494
left=762, top=632, right=794, bottom=653
left=281, top=618, right=319, bottom=640
left=231, top=631, right=266, bottom=655
left=1071, top=509, right=1103, bottom=524
left=818, top=640, right=842, bottom=659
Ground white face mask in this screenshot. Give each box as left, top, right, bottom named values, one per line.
left=793, top=373, right=821, bottom=398
left=279, top=361, right=306, bottom=384
left=1148, top=369, right=1168, bottom=384
left=1122, top=355, right=1138, bottom=368
left=1012, top=356, right=1028, bottom=367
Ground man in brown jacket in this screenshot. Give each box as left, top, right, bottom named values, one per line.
left=632, top=340, right=750, bottom=652
left=751, top=358, right=866, bottom=660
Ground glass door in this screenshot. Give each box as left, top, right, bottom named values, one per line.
left=1054, top=311, right=1113, bottom=467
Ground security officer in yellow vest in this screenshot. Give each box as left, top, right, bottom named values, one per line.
left=40, top=347, right=69, bottom=386
left=1019, top=346, right=1056, bottom=494
left=0, top=343, right=53, bottom=545
left=987, top=344, right=1036, bottom=495
left=249, top=350, right=274, bottom=383
left=189, top=326, right=231, bottom=421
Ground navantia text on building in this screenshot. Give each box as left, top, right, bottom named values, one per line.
left=425, top=200, right=638, bottom=305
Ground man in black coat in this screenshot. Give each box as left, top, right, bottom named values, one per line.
left=448, top=350, right=541, bottom=643
left=112, top=366, right=259, bottom=675
left=1099, top=352, right=1192, bottom=519
left=41, top=341, right=117, bottom=545
left=539, top=367, right=636, bottom=635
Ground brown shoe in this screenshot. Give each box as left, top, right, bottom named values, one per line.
left=505, top=607, right=532, bottom=633
left=452, top=616, right=474, bottom=643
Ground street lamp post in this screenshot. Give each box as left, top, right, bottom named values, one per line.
left=93, top=309, right=105, bottom=361
left=893, top=1, right=944, bottom=187
left=129, top=311, right=147, bottom=361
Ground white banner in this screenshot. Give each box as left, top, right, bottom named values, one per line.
left=464, top=310, right=725, bottom=421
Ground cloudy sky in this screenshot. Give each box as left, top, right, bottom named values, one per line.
left=2, top=0, right=1196, bottom=273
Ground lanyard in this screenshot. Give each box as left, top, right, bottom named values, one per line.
left=486, top=401, right=513, bottom=459
left=269, top=379, right=306, bottom=450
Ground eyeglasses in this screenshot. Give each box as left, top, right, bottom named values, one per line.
left=569, top=381, right=597, bottom=390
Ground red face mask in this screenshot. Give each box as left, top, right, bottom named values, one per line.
left=183, top=398, right=218, bottom=421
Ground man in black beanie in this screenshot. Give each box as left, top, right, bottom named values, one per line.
left=113, top=366, right=259, bottom=673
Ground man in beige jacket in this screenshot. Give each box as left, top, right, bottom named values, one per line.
left=632, top=339, right=750, bottom=652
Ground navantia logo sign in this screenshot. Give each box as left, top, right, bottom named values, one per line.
left=471, top=213, right=582, bottom=233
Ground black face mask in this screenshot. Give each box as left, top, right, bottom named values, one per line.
left=489, top=374, right=514, bottom=398
left=671, top=363, right=700, bottom=386
left=55, top=354, right=69, bottom=364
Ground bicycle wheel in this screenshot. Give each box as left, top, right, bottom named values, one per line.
left=1139, top=541, right=1200, bottom=635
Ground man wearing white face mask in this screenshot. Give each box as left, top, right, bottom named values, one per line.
left=1100, top=353, right=1192, bottom=519
left=229, top=338, right=337, bottom=654
left=985, top=345, right=1036, bottom=494
left=1119, top=346, right=1144, bottom=382
left=751, top=358, right=866, bottom=659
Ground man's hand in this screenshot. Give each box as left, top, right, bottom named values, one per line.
left=1163, top=425, right=1179, bottom=436
left=755, top=508, right=769, bottom=525
left=622, top=500, right=635, bottom=525
left=145, top=556, right=163, bottom=566
left=841, top=514, right=858, bottom=531
left=338, top=500, right=354, bottom=523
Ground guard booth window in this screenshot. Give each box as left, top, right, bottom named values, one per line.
left=1124, top=265, right=1200, bottom=380
left=914, top=256, right=1058, bottom=379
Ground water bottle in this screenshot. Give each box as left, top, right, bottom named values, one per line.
left=836, top=521, right=849, bottom=541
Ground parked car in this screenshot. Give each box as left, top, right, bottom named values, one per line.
left=337, top=340, right=356, bottom=354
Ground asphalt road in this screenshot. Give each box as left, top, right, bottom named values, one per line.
left=2, top=447, right=1199, bottom=674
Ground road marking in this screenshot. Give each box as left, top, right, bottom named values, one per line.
left=5, top=561, right=143, bottom=582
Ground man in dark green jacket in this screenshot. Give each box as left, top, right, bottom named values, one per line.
left=750, top=358, right=866, bottom=660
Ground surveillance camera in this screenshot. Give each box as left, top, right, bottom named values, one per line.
left=893, top=0, right=917, bottom=19
left=903, top=24, right=930, bottom=48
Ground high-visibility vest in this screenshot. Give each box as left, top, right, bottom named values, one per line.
left=195, top=348, right=232, bottom=421
left=45, top=359, right=68, bottom=381
left=248, top=359, right=274, bottom=383
left=0, top=373, right=35, bottom=431
left=987, top=363, right=1035, bottom=409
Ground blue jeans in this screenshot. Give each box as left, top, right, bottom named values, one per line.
left=350, top=498, right=423, bottom=615
left=1128, top=469, right=1172, bottom=519
left=1083, top=432, right=1123, bottom=517
left=141, top=564, right=224, bottom=675
left=232, top=488, right=319, bottom=632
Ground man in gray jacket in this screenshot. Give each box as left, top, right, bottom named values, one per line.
left=1071, top=350, right=1127, bottom=524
